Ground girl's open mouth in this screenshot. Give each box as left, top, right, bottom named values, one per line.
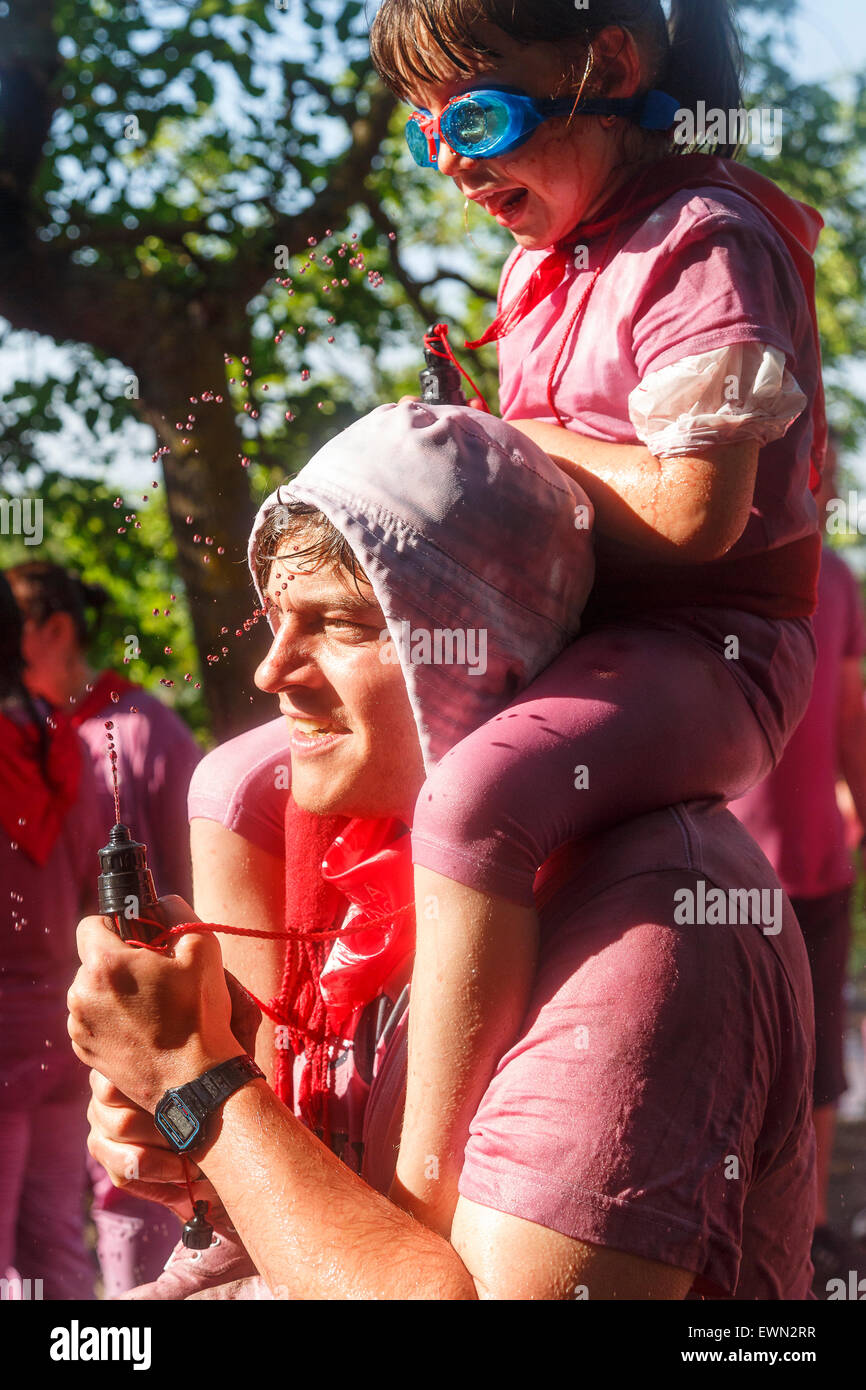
left=491, top=188, right=529, bottom=227
left=472, top=186, right=529, bottom=225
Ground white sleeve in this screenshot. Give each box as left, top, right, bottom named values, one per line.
left=628, top=343, right=807, bottom=458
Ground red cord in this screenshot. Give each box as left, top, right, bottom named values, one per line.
left=120, top=902, right=413, bottom=953
left=424, top=323, right=492, bottom=413
left=114, top=901, right=414, bottom=1042
left=182, top=1157, right=197, bottom=1207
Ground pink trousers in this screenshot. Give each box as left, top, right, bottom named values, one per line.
left=411, top=612, right=817, bottom=903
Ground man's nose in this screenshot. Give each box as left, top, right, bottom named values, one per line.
left=254, top=619, right=318, bottom=695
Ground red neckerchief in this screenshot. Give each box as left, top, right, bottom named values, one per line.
left=0, top=709, right=82, bottom=865
left=68, top=670, right=136, bottom=726
left=468, top=153, right=826, bottom=490
left=272, top=802, right=414, bottom=1141
left=272, top=800, right=349, bottom=1133
left=319, top=817, right=415, bottom=1029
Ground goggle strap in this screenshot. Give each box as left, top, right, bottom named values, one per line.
left=552, top=90, right=680, bottom=131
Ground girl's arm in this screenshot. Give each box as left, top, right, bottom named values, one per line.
left=390, top=867, right=539, bottom=1237
left=508, top=421, right=760, bottom=565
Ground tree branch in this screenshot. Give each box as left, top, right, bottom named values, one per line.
left=233, top=83, right=398, bottom=304
left=433, top=266, right=498, bottom=303
left=360, top=193, right=433, bottom=323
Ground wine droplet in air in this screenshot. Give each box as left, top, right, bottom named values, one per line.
left=104, top=720, right=121, bottom=824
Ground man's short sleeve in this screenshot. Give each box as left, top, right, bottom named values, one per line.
left=187, top=716, right=289, bottom=860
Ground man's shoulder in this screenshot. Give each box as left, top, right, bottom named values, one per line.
left=190, top=717, right=287, bottom=794
left=538, top=799, right=777, bottom=911
left=536, top=800, right=811, bottom=1008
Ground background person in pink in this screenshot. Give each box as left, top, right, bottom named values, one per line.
left=0, top=573, right=100, bottom=1300
left=368, top=0, right=824, bottom=1226
left=733, top=429, right=866, bottom=1292
left=76, top=404, right=816, bottom=1300
left=6, top=561, right=202, bottom=1296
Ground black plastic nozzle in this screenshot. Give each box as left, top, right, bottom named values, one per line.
left=182, top=1200, right=215, bottom=1250
left=97, top=823, right=163, bottom=943
left=419, top=324, right=466, bottom=406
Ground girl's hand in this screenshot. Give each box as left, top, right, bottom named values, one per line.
left=68, top=896, right=242, bottom=1113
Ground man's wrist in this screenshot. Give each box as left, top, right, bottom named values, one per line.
left=145, top=1039, right=242, bottom=1114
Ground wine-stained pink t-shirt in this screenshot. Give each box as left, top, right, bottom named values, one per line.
left=365, top=800, right=816, bottom=1300
left=76, top=687, right=201, bottom=900
left=733, top=547, right=866, bottom=898
left=1, top=712, right=101, bottom=1108
left=186, top=716, right=289, bottom=860
left=497, top=185, right=820, bottom=620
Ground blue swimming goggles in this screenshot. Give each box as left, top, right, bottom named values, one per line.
left=406, top=87, right=680, bottom=167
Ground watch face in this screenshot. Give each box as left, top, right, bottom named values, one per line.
left=156, top=1094, right=200, bottom=1149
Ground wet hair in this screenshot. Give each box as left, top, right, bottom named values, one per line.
left=370, top=0, right=744, bottom=157
left=5, top=561, right=110, bottom=649
left=254, top=493, right=369, bottom=597
left=0, top=572, right=51, bottom=779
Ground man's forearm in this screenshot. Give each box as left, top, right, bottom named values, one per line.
left=197, top=1079, right=478, bottom=1300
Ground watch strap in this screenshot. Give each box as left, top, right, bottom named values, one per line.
left=185, top=1054, right=264, bottom=1114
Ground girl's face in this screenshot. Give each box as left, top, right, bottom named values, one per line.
left=405, top=29, right=640, bottom=250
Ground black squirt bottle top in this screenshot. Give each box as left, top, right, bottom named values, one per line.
left=419, top=323, right=466, bottom=406
left=97, top=822, right=162, bottom=943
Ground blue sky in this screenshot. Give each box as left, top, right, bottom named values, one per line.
left=787, top=0, right=866, bottom=80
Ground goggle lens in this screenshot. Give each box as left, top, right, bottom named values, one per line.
left=406, top=117, right=434, bottom=166
left=445, top=96, right=510, bottom=155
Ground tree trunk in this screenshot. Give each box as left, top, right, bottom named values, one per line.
left=140, top=333, right=274, bottom=739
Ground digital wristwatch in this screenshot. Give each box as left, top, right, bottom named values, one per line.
left=154, top=1054, right=265, bottom=1154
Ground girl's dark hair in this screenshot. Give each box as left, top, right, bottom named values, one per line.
left=0, top=571, right=51, bottom=781
left=5, top=561, right=110, bottom=649
left=370, top=0, right=744, bottom=157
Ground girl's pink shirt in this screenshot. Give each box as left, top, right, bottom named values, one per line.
left=497, top=185, right=820, bottom=571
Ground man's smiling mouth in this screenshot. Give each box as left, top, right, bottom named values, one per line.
left=292, top=718, right=340, bottom=738
left=287, top=715, right=351, bottom=754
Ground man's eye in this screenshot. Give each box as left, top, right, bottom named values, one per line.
left=325, top=619, right=373, bottom=637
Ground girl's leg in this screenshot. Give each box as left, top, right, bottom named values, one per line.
left=412, top=624, right=793, bottom=904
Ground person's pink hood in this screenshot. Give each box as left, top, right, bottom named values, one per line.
left=248, top=401, right=595, bottom=769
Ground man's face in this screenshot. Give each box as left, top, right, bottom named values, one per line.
left=254, top=533, right=426, bottom=822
